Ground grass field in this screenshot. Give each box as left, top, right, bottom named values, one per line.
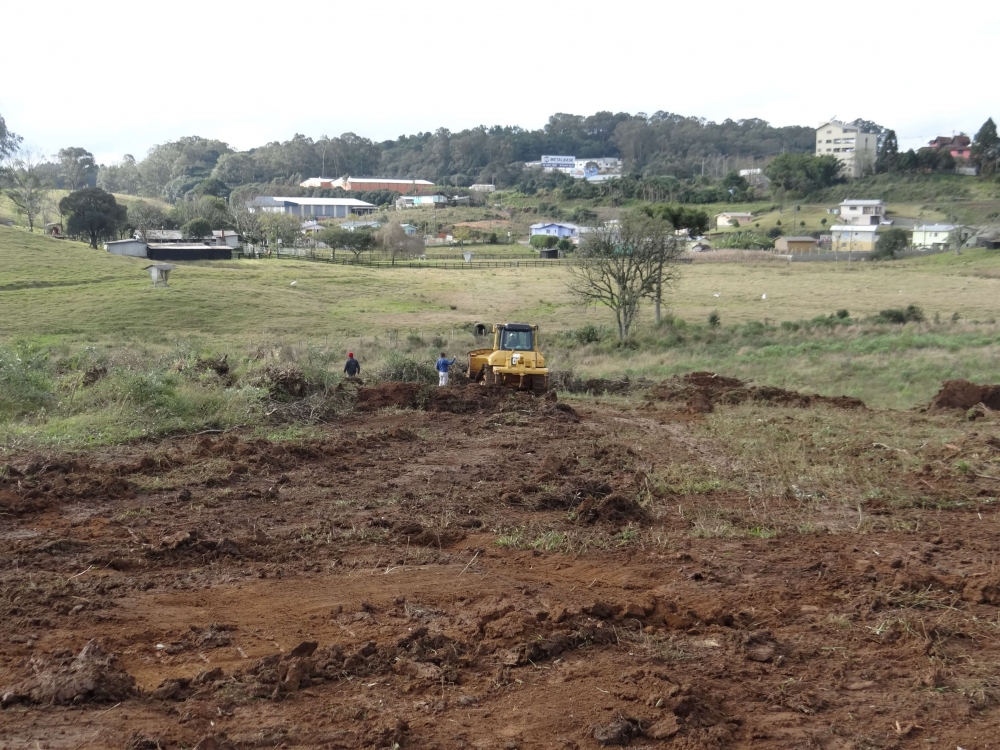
left=3, top=225, right=998, bottom=337
left=2, top=223, right=1000, bottom=448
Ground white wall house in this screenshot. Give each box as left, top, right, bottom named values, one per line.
left=716, top=211, right=754, bottom=228
left=838, top=199, right=885, bottom=226
left=816, top=121, right=878, bottom=178
left=105, top=239, right=149, bottom=257
left=830, top=225, right=878, bottom=252
left=911, top=224, right=957, bottom=249
left=529, top=222, right=579, bottom=239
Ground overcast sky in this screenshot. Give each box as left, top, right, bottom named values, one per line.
left=2, top=0, right=997, bottom=165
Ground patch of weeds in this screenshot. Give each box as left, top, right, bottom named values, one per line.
left=494, top=527, right=527, bottom=549
left=615, top=526, right=640, bottom=547
left=746, top=526, right=778, bottom=539
left=115, top=507, right=152, bottom=521
left=530, top=531, right=567, bottom=551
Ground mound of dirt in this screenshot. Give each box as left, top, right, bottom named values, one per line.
left=357, top=383, right=541, bottom=415
left=928, top=379, right=1000, bottom=412
left=357, top=382, right=424, bottom=410
left=649, top=372, right=865, bottom=412
left=1, top=640, right=136, bottom=706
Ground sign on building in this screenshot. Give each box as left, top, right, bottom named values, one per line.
left=541, top=155, right=575, bottom=169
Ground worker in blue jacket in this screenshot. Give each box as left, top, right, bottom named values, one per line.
left=436, top=352, right=456, bottom=387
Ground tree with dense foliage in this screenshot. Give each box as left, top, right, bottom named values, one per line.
left=97, top=154, right=142, bottom=195
left=259, top=213, right=302, bottom=250
left=876, top=130, right=899, bottom=173
left=59, top=188, right=127, bottom=248
left=97, top=111, right=821, bottom=195
left=127, top=201, right=167, bottom=242
left=1, top=149, right=50, bottom=232
left=567, top=211, right=681, bottom=339
left=971, top=118, right=999, bottom=175
left=873, top=228, right=909, bottom=260
left=653, top=205, right=710, bottom=236
left=58, top=147, right=98, bottom=190
left=181, top=218, right=211, bottom=239
left=764, top=153, right=842, bottom=196
left=0, top=111, right=21, bottom=159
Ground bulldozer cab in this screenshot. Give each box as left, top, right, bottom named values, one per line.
left=497, top=324, right=534, bottom=352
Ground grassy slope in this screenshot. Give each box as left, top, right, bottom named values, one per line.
left=4, top=225, right=1000, bottom=338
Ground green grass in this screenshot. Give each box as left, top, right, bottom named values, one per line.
left=3, top=224, right=1000, bottom=449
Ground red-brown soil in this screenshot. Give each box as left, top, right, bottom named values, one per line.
left=1, top=385, right=998, bottom=749
left=928, top=379, right=1000, bottom=412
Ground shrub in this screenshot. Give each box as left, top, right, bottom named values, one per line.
left=371, top=351, right=437, bottom=384
left=488, top=232, right=498, bottom=244
left=876, top=309, right=907, bottom=324
left=766, top=226, right=783, bottom=238
left=873, top=228, right=909, bottom=260
left=708, top=311, right=721, bottom=328
left=530, top=235, right=559, bottom=249
left=743, top=320, right=766, bottom=336
left=836, top=309, right=850, bottom=319
left=876, top=305, right=923, bottom=324
left=780, top=321, right=800, bottom=331
left=572, top=324, right=604, bottom=344
left=406, top=331, right=423, bottom=347
left=0, top=345, right=55, bottom=420
left=556, top=238, right=573, bottom=253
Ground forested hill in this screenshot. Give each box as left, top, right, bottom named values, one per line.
left=96, top=111, right=816, bottom=200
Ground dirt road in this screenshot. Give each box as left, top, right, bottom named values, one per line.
left=1, top=384, right=998, bottom=749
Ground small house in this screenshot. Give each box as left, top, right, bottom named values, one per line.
left=774, top=236, right=818, bottom=253
left=401, top=224, right=418, bottom=235
left=715, top=212, right=753, bottom=229
left=529, top=222, right=579, bottom=240
left=830, top=225, right=878, bottom=252
left=838, top=199, right=885, bottom=226
left=105, top=239, right=149, bottom=257
left=911, top=224, right=957, bottom=249
left=212, top=230, right=240, bottom=247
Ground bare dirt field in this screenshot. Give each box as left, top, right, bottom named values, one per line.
left=2, top=379, right=999, bottom=749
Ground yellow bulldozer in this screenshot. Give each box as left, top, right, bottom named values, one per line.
left=467, top=323, right=549, bottom=393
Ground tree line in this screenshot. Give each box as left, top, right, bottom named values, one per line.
left=88, top=112, right=817, bottom=201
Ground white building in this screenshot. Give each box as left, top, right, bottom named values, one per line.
left=716, top=211, right=754, bottom=228
left=469, top=184, right=496, bottom=192
left=105, top=239, right=149, bottom=257
left=838, top=199, right=885, bottom=226
left=212, top=230, right=240, bottom=248
left=249, top=196, right=376, bottom=218
left=815, top=121, right=878, bottom=178
left=574, top=157, right=622, bottom=172
left=830, top=225, right=878, bottom=252
left=911, top=224, right=958, bottom=249
left=529, top=222, right=579, bottom=240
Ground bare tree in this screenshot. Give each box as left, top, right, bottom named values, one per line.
left=229, top=197, right=263, bottom=255
left=127, top=200, right=166, bottom=241
left=375, top=222, right=422, bottom=265
left=567, top=212, right=681, bottom=340
left=2, top=149, right=50, bottom=232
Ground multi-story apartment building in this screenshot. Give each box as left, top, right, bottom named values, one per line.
left=815, top=121, right=878, bottom=178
